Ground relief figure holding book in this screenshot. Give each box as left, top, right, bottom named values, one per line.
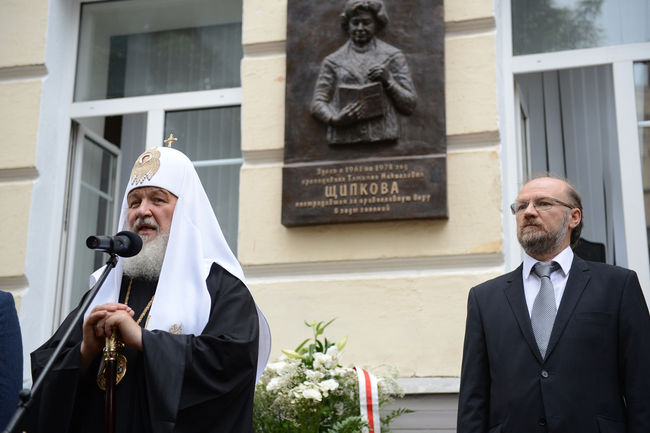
left=311, top=0, right=417, bottom=145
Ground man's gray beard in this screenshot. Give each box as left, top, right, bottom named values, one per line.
left=122, top=229, right=169, bottom=281
left=518, top=211, right=569, bottom=258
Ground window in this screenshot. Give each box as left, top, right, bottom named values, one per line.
left=60, top=0, right=243, bottom=312
left=74, top=0, right=242, bottom=101
left=512, top=0, right=650, bottom=55
left=62, top=127, right=120, bottom=310
left=635, top=62, right=650, bottom=260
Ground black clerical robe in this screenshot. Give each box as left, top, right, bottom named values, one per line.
left=26, top=263, right=259, bottom=433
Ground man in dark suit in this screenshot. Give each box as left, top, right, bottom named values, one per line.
left=0, top=290, right=22, bottom=430
left=457, top=176, right=650, bottom=433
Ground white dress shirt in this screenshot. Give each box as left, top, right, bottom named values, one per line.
left=522, top=246, right=574, bottom=316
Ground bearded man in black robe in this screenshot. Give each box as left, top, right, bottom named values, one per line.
left=25, top=146, right=271, bottom=432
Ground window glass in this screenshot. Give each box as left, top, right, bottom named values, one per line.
left=164, top=106, right=242, bottom=252
left=637, top=63, right=650, bottom=122
left=635, top=62, right=650, bottom=261
left=71, top=136, right=118, bottom=306
left=77, top=113, right=148, bottom=199
left=75, top=0, right=242, bottom=101
left=196, top=164, right=241, bottom=253
left=512, top=0, right=650, bottom=55
left=165, top=107, right=241, bottom=160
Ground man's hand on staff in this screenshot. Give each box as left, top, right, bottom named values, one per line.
left=102, top=308, right=143, bottom=351
left=80, top=303, right=134, bottom=373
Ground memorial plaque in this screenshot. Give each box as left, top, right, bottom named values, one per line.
left=282, top=156, right=446, bottom=226
left=283, top=0, right=446, bottom=226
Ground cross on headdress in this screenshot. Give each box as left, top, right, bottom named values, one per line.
left=164, top=133, right=178, bottom=148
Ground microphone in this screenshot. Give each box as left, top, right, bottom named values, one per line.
left=86, top=231, right=143, bottom=257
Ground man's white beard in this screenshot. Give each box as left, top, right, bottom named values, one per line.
left=122, top=217, right=169, bottom=281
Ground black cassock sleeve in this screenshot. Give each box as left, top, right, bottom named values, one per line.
left=26, top=263, right=259, bottom=433
left=143, top=262, right=259, bottom=433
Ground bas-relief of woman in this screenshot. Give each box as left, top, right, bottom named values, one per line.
left=311, top=0, right=417, bottom=145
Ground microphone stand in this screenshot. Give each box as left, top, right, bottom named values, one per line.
left=3, top=253, right=119, bottom=433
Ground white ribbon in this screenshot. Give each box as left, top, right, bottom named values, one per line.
left=354, top=366, right=380, bottom=433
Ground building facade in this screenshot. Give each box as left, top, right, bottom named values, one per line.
left=1, top=0, right=649, bottom=431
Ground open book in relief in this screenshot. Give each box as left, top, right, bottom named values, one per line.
left=337, top=82, right=385, bottom=120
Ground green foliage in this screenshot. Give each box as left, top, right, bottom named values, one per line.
left=327, top=416, right=367, bottom=433
left=380, top=408, right=414, bottom=433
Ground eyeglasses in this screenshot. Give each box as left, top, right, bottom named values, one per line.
left=510, top=197, right=575, bottom=215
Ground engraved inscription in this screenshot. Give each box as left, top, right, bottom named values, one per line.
left=282, top=157, right=446, bottom=226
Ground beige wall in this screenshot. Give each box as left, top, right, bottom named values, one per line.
left=0, top=0, right=49, bottom=306
left=0, top=0, right=49, bottom=69
left=240, top=0, right=500, bottom=378
left=253, top=271, right=500, bottom=377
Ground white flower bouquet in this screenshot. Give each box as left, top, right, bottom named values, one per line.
left=254, top=320, right=411, bottom=433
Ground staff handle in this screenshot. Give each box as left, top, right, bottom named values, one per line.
left=104, top=331, right=119, bottom=433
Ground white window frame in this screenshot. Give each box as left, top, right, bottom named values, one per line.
left=69, top=88, right=242, bottom=149
left=513, top=81, right=531, bottom=179
left=54, top=125, right=122, bottom=323
left=498, top=0, right=650, bottom=295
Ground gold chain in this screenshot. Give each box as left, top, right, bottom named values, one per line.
left=124, top=277, right=155, bottom=325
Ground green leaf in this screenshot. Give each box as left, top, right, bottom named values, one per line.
left=336, top=336, right=348, bottom=352
left=315, top=320, right=325, bottom=337
left=322, top=317, right=337, bottom=330
left=281, top=349, right=301, bottom=359
left=295, top=338, right=310, bottom=352
left=380, top=407, right=414, bottom=430
left=326, top=415, right=366, bottom=433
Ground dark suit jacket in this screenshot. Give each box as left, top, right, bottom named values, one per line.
left=457, top=256, right=650, bottom=433
left=0, top=291, right=22, bottom=430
